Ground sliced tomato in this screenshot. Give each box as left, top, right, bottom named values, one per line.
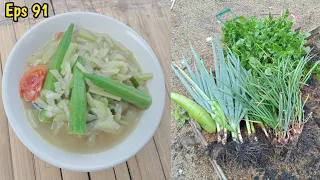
left=19, top=65, right=48, bottom=102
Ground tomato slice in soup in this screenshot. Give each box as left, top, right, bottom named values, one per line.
left=19, top=65, right=48, bottom=102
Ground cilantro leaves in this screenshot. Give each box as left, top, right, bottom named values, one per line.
left=222, top=10, right=310, bottom=74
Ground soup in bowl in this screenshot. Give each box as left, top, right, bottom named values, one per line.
left=2, top=12, right=165, bottom=172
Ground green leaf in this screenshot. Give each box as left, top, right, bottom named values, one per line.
left=222, top=9, right=308, bottom=76
left=235, top=38, right=244, bottom=45
left=304, top=46, right=311, bottom=53
left=305, top=32, right=311, bottom=38
left=264, top=67, right=272, bottom=75
left=268, top=12, right=273, bottom=20
left=172, top=104, right=191, bottom=129
left=248, top=57, right=260, bottom=66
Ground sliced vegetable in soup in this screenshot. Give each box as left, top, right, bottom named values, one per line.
left=19, top=65, right=48, bottom=101
left=19, top=23, right=153, bottom=153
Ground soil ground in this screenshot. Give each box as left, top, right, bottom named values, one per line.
left=171, top=0, right=320, bottom=179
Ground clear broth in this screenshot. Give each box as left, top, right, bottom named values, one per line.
left=25, top=102, right=143, bottom=154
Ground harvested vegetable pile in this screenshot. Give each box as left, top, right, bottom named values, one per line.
left=171, top=10, right=320, bottom=179
left=173, top=39, right=317, bottom=144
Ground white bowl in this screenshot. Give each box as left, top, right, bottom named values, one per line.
left=2, top=12, right=165, bottom=172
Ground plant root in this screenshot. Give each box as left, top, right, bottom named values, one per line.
left=216, top=137, right=273, bottom=169
left=284, top=136, right=299, bottom=163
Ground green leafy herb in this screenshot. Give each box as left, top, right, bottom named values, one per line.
left=222, top=10, right=310, bottom=75
left=172, top=103, right=191, bottom=129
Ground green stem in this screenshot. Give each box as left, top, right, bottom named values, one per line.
left=250, top=121, right=255, bottom=134
left=231, top=131, right=237, bottom=142
left=216, top=122, right=221, bottom=143
left=245, top=115, right=251, bottom=136
left=260, top=123, right=269, bottom=138
left=238, top=125, right=243, bottom=143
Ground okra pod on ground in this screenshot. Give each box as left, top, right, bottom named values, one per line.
left=68, top=59, right=87, bottom=135
left=43, top=23, right=75, bottom=91
left=171, top=92, right=216, bottom=133
left=83, top=73, right=152, bottom=109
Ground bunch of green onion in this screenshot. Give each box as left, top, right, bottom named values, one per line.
left=172, top=39, right=251, bottom=144
left=171, top=38, right=318, bottom=145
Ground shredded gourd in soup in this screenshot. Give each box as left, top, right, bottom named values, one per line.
left=20, top=24, right=153, bottom=149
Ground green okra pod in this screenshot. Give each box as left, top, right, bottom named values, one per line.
left=68, top=59, right=87, bottom=135
left=83, top=73, right=152, bottom=109
left=43, top=23, right=75, bottom=91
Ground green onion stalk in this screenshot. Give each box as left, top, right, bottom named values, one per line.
left=238, top=54, right=318, bottom=144
left=172, top=39, right=252, bottom=144
left=211, top=101, right=228, bottom=143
